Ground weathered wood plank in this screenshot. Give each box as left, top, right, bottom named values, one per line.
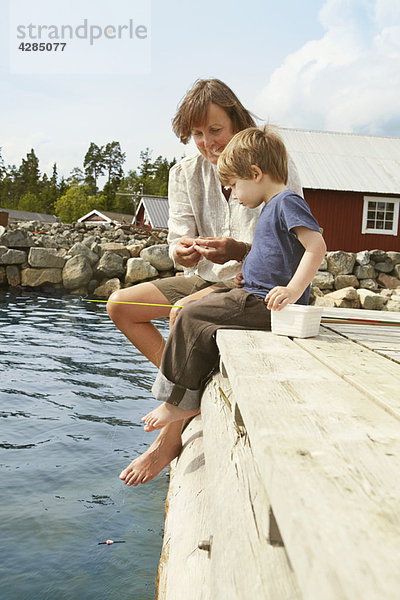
left=216, top=329, right=400, bottom=600
left=294, top=327, right=400, bottom=420
left=201, top=372, right=301, bottom=600
left=156, top=415, right=211, bottom=600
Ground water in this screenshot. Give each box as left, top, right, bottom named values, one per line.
left=0, top=290, right=169, bottom=600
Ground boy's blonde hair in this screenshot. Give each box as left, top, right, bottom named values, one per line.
left=172, top=79, right=256, bottom=144
left=217, top=125, right=288, bottom=185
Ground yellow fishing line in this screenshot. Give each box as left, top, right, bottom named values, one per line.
left=86, top=299, right=183, bottom=308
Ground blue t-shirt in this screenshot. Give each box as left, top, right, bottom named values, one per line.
left=242, top=190, right=320, bottom=305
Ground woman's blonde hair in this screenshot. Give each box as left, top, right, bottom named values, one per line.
left=217, top=126, right=288, bottom=185
left=172, top=79, right=256, bottom=144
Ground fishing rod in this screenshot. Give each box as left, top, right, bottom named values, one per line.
left=85, top=299, right=183, bottom=308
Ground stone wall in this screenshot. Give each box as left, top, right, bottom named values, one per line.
left=1, top=222, right=399, bottom=311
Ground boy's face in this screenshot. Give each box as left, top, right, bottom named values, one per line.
left=228, top=177, right=265, bottom=209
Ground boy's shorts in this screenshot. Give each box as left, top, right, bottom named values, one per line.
left=151, top=274, right=235, bottom=306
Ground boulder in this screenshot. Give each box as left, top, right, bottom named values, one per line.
left=93, top=278, right=122, bottom=298
left=370, top=249, right=387, bottom=262
left=377, top=273, right=400, bottom=289
left=0, top=249, right=27, bottom=265
left=374, top=261, right=393, bottom=273
left=334, top=275, right=359, bottom=290
left=62, top=255, right=93, bottom=290
left=95, top=251, right=126, bottom=279
left=312, top=271, right=334, bottom=290
left=326, top=251, right=356, bottom=276
left=6, top=265, right=21, bottom=287
left=28, top=247, right=66, bottom=269
left=99, top=242, right=130, bottom=259
left=0, top=229, right=34, bottom=248
left=387, top=251, right=400, bottom=266
left=69, top=242, right=99, bottom=266
left=385, top=297, right=400, bottom=312
left=323, top=286, right=360, bottom=308
left=140, top=244, right=174, bottom=271
left=125, top=258, right=158, bottom=284
left=314, top=296, right=336, bottom=307
left=356, top=289, right=386, bottom=310
left=127, top=243, right=145, bottom=258
left=354, top=264, right=376, bottom=279
left=393, top=264, right=400, bottom=279
left=318, top=256, right=328, bottom=271
left=359, top=278, right=379, bottom=291
left=356, top=250, right=370, bottom=266
left=21, top=268, right=63, bottom=287
left=0, top=266, right=6, bottom=285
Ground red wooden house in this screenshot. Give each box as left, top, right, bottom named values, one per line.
left=280, top=128, right=400, bottom=252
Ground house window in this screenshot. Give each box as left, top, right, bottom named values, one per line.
left=362, top=196, right=399, bottom=235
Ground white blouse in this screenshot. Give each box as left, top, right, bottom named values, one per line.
left=167, top=152, right=303, bottom=283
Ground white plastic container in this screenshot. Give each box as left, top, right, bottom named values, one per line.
left=271, top=304, right=324, bottom=338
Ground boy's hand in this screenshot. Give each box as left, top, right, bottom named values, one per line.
left=265, top=286, right=300, bottom=311
left=234, top=272, right=244, bottom=288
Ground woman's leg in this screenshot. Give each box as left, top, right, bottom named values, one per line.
left=107, top=282, right=171, bottom=367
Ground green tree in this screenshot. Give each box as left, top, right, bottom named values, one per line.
left=18, top=149, right=41, bottom=197
left=83, top=142, right=105, bottom=195
left=18, top=192, right=42, bottom=212
left=55, top=185, right=90, bottom=223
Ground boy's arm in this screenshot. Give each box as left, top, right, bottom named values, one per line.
left=266, top=227, right=326, bottom=311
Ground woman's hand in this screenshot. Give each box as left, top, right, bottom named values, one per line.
left=193, top=237, right=245, bottom=264
left=173, top=236, right=201, bottom=267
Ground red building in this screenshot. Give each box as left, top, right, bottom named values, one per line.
left=280, top=128, right=400, bottom=252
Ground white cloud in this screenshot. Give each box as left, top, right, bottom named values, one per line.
left=255, top=0, right=400, bottom=136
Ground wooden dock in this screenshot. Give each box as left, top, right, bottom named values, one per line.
left=156, top=308, right=400, bottom=600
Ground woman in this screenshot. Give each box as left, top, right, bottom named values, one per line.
left=108, top=79, right=302, bottom=486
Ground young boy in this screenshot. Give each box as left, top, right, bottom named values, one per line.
left=141, top=126, right=326, bottom=432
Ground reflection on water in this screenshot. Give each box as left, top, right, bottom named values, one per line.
left=0, top=290, right=169, bottom=600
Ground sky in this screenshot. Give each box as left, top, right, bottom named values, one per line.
left=0, top=0, right=399, bottom=182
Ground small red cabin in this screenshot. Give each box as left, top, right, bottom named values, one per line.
left=280, top=128, right=400, bottom=252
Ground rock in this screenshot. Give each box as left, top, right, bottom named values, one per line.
left=21, top=268, right=63, bottom=287
left=393, top=264, right=400, bottom=279
left=140, top=244, right=174, bottom=271
left=93, top=278, right=122, bottom=298
left=69, top=242, right=99, bottom=266
left=95, top=251, right=126, bottom=279
left=359, top=278, right=379, bottom=291
left=370, top=249, right=387, bottom=262
left=0, top=229, right=34, bottom=248
left=354, top=264, right=376, bottom=279
left=125, top=258, right=158, bottom=284
left=6, top=265, right=21, bottom=287
left=312, top=271, right=334, bottom=289
left=356, top=250, right=370, bottom=266
left=323, top=286, right=360, bottom=308
left=127, top=243, right=145, bottom=258
left=62, top=255, right=93, bottom=290
left=28, top=247, right=66, bottom=268
left=377, top=273, right=400, bottom=289
left=374, top=261, right=393, bottom=273
left=318, top=256, right=328, bottom=271
left=326, top=251, right=356, bottom=276
left=99, top=242, right=131, bottom=259
left=334, top=275, right=359, bottom=290
left=385, top=297, right=400, bottom=312
left=0, top=248, right=27, bottom=265
left=0, top=226, right=6, bottom=237
left=387, top=251, right=400, bottom=266
left=0, top=266, right=6, bottom=285
left=314, top=296, right=336, bottom=307
left=357, top=289, right=386, bottom=310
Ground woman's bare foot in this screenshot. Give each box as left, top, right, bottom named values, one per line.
left=119, top=422, right=184, bottom=486
left=142, top=403, right=200, bottom=432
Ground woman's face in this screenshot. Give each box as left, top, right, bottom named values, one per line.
left=191, top=103, right=235, bottom=165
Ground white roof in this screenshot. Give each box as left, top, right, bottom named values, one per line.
left=280, top=128, right=400, bottom=195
